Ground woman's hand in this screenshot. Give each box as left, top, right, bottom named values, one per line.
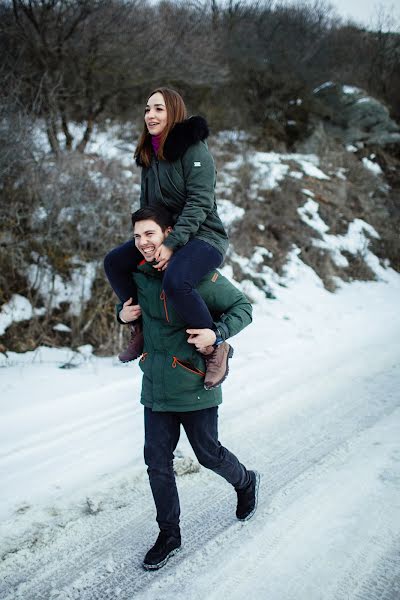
left=153, top=244, right=173, bottom=271
left=119, top=298, right=142, bottom=323
left=186, top=328, right=217, bottom=350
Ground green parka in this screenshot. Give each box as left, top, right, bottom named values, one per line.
left=137, top=116, right=229, bottom=260
left=130, top=261, right=252, bottom=412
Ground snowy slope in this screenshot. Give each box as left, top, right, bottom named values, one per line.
left=1, top=259, right=400, bottom=600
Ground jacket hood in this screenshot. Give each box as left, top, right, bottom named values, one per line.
left=136, top=116, right=209, bottom=166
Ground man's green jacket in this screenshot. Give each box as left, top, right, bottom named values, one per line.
left=130, top=261, right=252, bottom=412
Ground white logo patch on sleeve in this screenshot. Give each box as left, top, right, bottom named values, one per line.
left=194, top=161, right=201, bottom=167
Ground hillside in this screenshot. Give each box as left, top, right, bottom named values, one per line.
left=0, top=83, right=399, bottom=356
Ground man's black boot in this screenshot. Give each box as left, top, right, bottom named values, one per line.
left=142, top=530, right=181, bottom=570
left=236, top=470, right=260, bottom=521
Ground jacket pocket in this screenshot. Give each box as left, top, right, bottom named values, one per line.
left=172, top=356, right=205, bottom=376
left=164, top=355, right=205, bottom=402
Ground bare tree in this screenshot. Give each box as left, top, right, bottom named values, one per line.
left=1, top=0, right=155, bottom=153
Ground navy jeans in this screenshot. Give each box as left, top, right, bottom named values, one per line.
left=103, top=240, right=142, bottom=304
left=144, top=406, right=250, bottom=536
left=104, top=239, right=223, bottom=328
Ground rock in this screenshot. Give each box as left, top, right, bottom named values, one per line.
left=173, top=455, right=201, bottom=476
left=311, top=82, right=400, bottom=147
left=86, top=497, right=103, bottom=514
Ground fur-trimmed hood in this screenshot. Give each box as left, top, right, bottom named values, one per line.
left=136, top=115, right=209, bottom=166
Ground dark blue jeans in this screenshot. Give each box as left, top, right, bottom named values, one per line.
left=144, top=406, right=250, bottom=536
left=103, top=240, right=142, bottom=304
left=104, top=239, right=222, bottom=328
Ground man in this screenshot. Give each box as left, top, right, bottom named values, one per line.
left=118, top=206, right=259, bottom=571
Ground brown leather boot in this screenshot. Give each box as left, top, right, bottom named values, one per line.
left=118, top=323, right=144, bottom=363
left=203, top=342, right=234, bottom=390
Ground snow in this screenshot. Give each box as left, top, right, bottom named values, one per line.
left=33, top=120, right=137, bottom=167
left=342, top=85, right=361, bottom=95
left=362, top=156, right=383, bottom=176
left=335, top=167, right=348, bottom=180
left=324, top=219, right=379, bottom=269
left=223, top=152, right=330, bottom=194
left=297, top=199, right=385, bottom=275
left=26, top=258, right=98, bottom=316
left=1, top=257, right=399, bottom=598
left=298, top=198, right=330, bottom=234
left=313, top=81, right=334, bottom=93
left=0, top=295, right=45, bottom=336
left=53, top=324, right=72, bottom=333
left=356, top=97, right=374, bottom=104
left=293, top=156, right=330, bottom=180
left=85, top=125, right=136, bottom=167
left=217, top=199, right=245, bottom=229
left=216, top=130, right=249, bottom=143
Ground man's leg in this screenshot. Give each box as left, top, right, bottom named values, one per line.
left=182, top=406, right=260, bottom=521
left=143, top=408, right=182, bottom=570
left=143, top=407, right=181, bottom=536
left=181, top=406, right=250, bottom=489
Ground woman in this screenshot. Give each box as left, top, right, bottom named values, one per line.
left=104, top=87, right=231, bottom=389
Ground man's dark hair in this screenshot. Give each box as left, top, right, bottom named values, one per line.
left=131, top=206, right=174, bottom=231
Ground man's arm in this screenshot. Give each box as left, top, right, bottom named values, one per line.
left=198, top=271, right=253, bottom=341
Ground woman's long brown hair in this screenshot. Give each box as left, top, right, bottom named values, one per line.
left=135, top=87, right=188, bottom=167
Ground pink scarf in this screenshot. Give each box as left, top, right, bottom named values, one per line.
left=151, top=134, right=162, bottom=156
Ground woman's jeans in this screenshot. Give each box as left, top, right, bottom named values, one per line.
left=104, top=239, right=223, bottom=329
left=144, top=406, right=250, bottom=536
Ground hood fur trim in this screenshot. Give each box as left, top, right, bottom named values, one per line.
left=163, top=116, right=209, bottom=162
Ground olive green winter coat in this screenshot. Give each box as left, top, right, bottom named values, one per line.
left=129, top=261, right=252, bottom=412
left=137, top=116, right=229, bottom=260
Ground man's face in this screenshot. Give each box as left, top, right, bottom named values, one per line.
left=133, top=219, right=171, bottom=262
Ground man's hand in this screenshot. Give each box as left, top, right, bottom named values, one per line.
left=119, top=298, right=142, bottom=323
left=153, top=244, right=173, bottom=271
left=186, top=328, right=217, bottom=351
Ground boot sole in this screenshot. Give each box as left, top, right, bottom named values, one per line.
left=237, top=471, right=261, bottom=522
left=142, top=545, right=181, bottom=571
left=204, top=345, right=234, bottom=390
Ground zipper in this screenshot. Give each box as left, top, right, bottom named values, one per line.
left=160, top=290, right=169, bottom=322
left=140, top=352, right=148, bottom=363
left=172, top=356, right=205, bottom=377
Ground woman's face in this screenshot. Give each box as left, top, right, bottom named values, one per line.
left=145, top=92, right=168, bottom=136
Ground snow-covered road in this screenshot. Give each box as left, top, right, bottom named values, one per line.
left=1, top=274, right=400, bottom=600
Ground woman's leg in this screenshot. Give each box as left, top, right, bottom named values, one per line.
left=103, top=240, right=143, bottom=303
left=162, top=239, right=222, bottom=329
left=104, top=240, right=144, bottom=362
